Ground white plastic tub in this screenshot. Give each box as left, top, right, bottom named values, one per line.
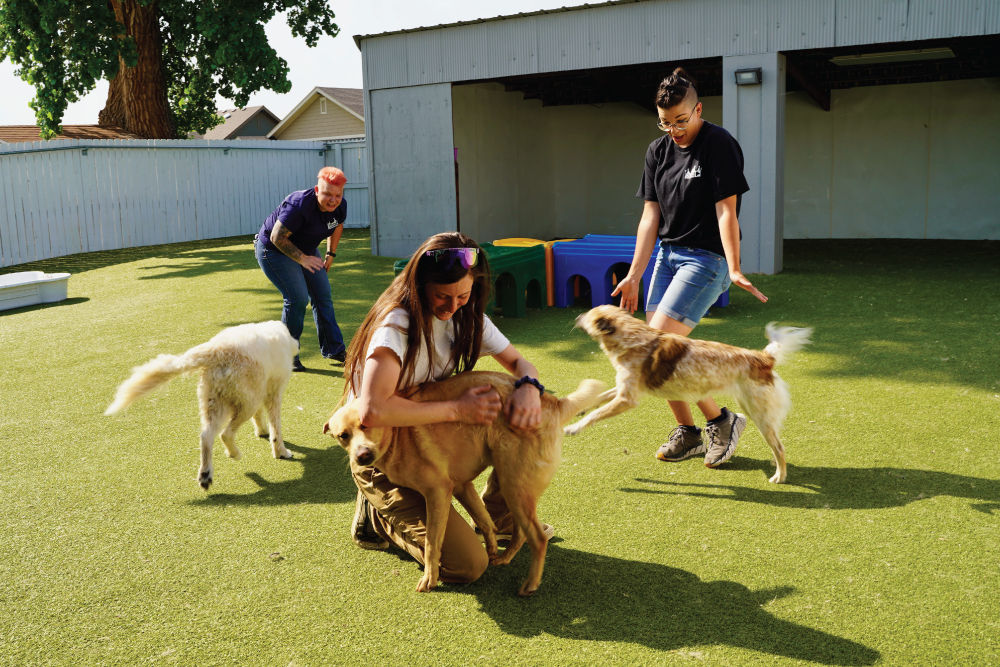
left=0, top=271, right=71, bottom=311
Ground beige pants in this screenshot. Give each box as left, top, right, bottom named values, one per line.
left=351, top=462, right=511, bottom=584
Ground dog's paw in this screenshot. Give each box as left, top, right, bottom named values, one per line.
left=226, top=448, right=242, bottom=460
left=518, top=580, right=539, bottom=597
left=274, top=444, right=293, bottom=460
left=415, top=573, right=437, bottom=592
left=483, top=536, right=499, bottom=560
left=198, top=471, right=213, bottom=490
left=563, top=422, right=584, bottom=436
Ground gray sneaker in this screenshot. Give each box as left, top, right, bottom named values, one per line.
left=656, top=426, right=705, bottom=461
left=704, top=408, right=747, bottom=468
left=351, top=490, right=389, bottom=550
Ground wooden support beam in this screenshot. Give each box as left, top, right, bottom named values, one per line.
left=786, top=57, right=830, bottom=111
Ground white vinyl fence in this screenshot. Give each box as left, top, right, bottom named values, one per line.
left=0, top=138, right=369, bottom=268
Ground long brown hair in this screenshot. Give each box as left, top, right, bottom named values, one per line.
left=343, top=232, right=492, bottom=397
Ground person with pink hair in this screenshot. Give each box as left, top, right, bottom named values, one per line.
left=255, top=166, right=349, bottom=371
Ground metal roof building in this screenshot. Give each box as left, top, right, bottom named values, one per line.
left=356, top=0, right=999, bottom=271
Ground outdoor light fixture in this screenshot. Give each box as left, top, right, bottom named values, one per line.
left=734, top=67, right=762, bottom=85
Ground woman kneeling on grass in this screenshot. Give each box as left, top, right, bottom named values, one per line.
left=342, top=232, right=553, bottom=583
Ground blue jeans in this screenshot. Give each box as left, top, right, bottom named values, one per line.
left=255, top=240, right=345, bottom=357
left=645, top=243, right=731, bottom=329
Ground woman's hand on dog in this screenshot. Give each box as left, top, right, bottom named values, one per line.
left=611, top=274, right=641, bottom=313
left=506, top=384, right=542, bottom=431
left=456, top=385, right=502, bottom=424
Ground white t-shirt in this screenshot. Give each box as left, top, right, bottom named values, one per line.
left=361, top=307, right=510, bottom=389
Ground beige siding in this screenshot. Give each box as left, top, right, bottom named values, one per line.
left=276, top=97, right=365, bottom=140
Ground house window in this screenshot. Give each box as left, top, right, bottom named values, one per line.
left=319, top=99, right=327, bottom=114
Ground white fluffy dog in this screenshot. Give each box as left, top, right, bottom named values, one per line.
left=105, top=321, right=299, bottom=489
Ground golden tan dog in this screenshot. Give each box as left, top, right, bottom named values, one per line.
left=565, top=305, right=812, bottom=483
left=323, top=370, right=604, bottom=596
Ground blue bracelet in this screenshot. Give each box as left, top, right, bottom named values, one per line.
left=514, top=376, right=545, bottom=396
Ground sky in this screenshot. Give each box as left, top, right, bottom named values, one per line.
left=0, top=0, right=581, bottom=126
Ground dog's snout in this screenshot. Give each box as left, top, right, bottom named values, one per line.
left=355, top=447, right=375, bottom=466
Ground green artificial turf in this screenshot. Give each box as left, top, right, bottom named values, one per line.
left=1, top=231, right=998, bottom=665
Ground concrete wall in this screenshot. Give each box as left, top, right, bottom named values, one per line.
left=452, top=77, right=1000, bottom=248
left=784, top=77, right=1000, bottom=239
left=452, top=82, right=724, bottom=244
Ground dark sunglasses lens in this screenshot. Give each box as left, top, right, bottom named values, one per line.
left=457, top=248, right=478, bottom=269
left=425, top=248, right=479, bottom=270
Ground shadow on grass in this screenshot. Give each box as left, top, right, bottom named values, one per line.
left=0, top=235, right=253, bottom=276
left=624, top=463, right=1000, bottom=513
left=138, top=247, right=257, bottom=280
left=189, top=440, right=356, bottom=507
left=0, top=296, right=90, bottom=316
left=470, top=544, right=879, bottom=665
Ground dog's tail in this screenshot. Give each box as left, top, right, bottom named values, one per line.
left=764, top=323, right=813, bottom=366
left=104, top=346, right=213, bottom=415
left=557, top=379, right=607, bottom=425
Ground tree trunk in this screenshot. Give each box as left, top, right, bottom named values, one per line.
left=98, top=0, right=175, bottom=138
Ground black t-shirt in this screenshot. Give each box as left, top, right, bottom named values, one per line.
left=636, top=121, right=749, bottom=257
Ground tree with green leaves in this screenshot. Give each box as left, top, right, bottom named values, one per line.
left=0, top=1, right=339, bottom=139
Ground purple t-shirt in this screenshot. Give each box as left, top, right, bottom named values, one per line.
left=258, top=188, right=347, bottom=253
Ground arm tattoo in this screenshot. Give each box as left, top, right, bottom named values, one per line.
left=272, top=224, right=304, bottom=262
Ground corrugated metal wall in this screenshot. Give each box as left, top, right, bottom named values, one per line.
left=360, top=0, right=995, bottom=90
left=0, top=139, right=370, bottom=268
left=368, top=84, right=457, bottom=258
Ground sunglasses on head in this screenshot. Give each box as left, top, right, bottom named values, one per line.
left=423, top=247, right=480, bottom=270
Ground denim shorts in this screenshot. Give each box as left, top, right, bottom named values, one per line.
left=645, top=243, right=731, bottom=328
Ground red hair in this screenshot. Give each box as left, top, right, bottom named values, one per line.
left=317, top=166, right=347, bottom=187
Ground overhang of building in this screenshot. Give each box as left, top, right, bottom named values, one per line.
left=483, top=35, right=998, bottom=112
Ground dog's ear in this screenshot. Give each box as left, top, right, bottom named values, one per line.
left=594, top=316, right=616, bottom=336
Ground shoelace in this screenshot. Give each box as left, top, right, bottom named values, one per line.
left=667, top=425, right=686, bottom=443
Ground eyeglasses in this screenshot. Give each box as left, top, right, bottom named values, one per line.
left=657, top=103, right=699, bottom=133
left=424, top=247, right=480, bottom=270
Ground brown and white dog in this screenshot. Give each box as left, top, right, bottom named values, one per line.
left=564, top=305, right=812, bottom=483
left=105, top=321, right=299, bottom=489
left=324, top=370, right=605, bottom=596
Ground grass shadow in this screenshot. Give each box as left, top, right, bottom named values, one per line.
left=625, top=464, right=1000, bottom=513
left=0, top=296, right=90, bottom=316
left=469, top=544, right=880, bottom=665
left=189, top=440, right=356, bottom=507
left=0, top=235, right=252, bottom=276
left=138, top=247, right=257, bottom=280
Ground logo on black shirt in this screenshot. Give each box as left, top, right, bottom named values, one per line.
left=684, top=164, right=702, bottom=180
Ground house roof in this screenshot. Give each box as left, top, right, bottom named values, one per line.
left=198, top=105, right=280, bottom=140
left=316, top=87, right=365, bottom=118
left=0, top=124, right=143, bottom=143
left=267, top=87, right=365, bottom=139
